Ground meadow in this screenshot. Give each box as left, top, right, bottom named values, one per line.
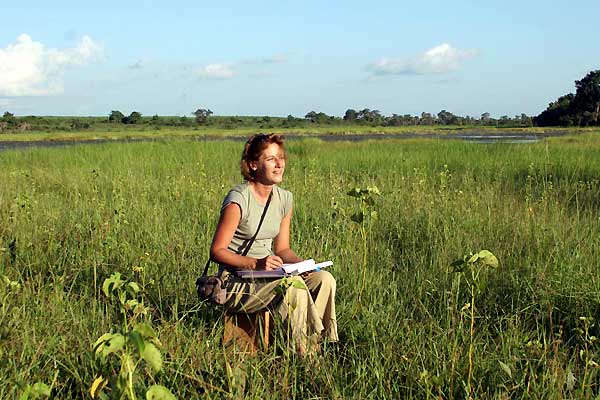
left=1, top=133, right=600, bottom=399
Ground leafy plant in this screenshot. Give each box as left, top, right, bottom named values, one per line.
left=334, top=186, right=380, bottom=303
left=450, top=250, right=498, bottom=399
left=18, top=382, right=51, bottom=400
left=91, top=272, right=175, bottom=400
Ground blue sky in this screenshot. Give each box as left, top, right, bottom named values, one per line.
left=1, top=0, right=599, bottom=118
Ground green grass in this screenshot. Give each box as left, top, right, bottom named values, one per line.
left=1, top=134, right=600, bottom=398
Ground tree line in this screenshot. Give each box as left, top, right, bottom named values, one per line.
left=2, top=70, right=599, bottom=132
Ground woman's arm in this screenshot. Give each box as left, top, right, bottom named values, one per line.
left=274, top=206, right=303, bottom=264
left=210, top=203, right=283, bottom=270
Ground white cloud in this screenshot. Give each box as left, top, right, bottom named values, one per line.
left=198, top=63, right=236, bottom=80
left=0, top=34, right=103, bottom=97
left=368, top=43, right=478, bottom=77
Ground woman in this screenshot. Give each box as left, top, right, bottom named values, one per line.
left=210, top=133, right=338, bottom=354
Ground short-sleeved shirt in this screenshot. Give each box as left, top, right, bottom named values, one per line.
left=221, top=182, right=293, bottom=259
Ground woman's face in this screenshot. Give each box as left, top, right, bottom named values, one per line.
left=251, top=143, right=286, bottom=185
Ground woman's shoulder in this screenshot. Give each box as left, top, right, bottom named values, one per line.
left=275, top=185, right=293, bottom=208
left=228, top=182, right=251, bottom=197
left=222, top=182, right=251, bottom=212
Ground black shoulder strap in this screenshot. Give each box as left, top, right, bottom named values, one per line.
left=202, top=189, right=274, bottom=276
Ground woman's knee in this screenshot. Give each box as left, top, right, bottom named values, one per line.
left=311, top=270, right=336, bottom=291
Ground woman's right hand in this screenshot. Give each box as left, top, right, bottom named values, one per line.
left=256, top=255, right=283, bottom=270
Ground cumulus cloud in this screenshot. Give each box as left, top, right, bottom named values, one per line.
left=0, top=34, right=103, bottom=97
left=368, top=43, right=478, bottom=77
left=198, top=63, right=236, bottom=80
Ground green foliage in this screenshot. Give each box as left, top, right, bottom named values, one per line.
left=18, top=382, right=51, bottom=400
left=92, top=273, right=174, bottom=400
left=536, top=70, right=600, bottom=126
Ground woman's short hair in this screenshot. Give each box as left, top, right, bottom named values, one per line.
left=241, top=133, right=286, bottom=181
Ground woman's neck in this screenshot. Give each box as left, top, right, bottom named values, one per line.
left=249, top=181, right=273, bottom=203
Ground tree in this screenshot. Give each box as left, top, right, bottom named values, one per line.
left=192, top=108, right=213, bottom=124
left=1, top=111, right=16, bottom=128
left=304, top=111, right=330, bottom=123
left=535, top=70, right=600, bottom=126
left=573, top=70, right=600, bottom=124
left=534, top=94, right=575, bottom=126
left=123, top=111, right=142, bottom=124
left=437, top=109, right=457, bottom=125
left=343, top=109, right=358, bottom=122
left=420, top=112, right=434, bottom=125
left=109, top=110, right=125, bottom=123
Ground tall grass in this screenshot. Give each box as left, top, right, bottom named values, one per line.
left=1, top=135, right=599, bottom=398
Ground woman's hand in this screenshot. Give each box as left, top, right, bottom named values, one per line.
left=256, top=255, right=283, bottom=270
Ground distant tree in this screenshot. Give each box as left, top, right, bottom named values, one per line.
left=437, top=109, right=457, bottom=125
left=304, top=111, right=330, bottom=123
left=1, top=111, right=16, bottom=128
left=109, top=110, right=125, bottom=123
left=192, top=108, right=213, bottom=124
left=122, top=111, right=142, bottom=124
left=304, top=111, right=318, bottom=122
left=151, top=114, right=160, bottom=123
left=343, top=109, right=358, bottom=122
left=420, top=112, right=434, bottom=125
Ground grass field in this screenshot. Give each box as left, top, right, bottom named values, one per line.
left=1, top=133, right=600, bottom=398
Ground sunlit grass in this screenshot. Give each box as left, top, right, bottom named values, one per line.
left=1, top=135, right=599, bottom=398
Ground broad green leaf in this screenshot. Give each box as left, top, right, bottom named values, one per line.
left=128, top=330, right=145, bottom=354
left=18, top=386, right=31, bottom=400
left=291, top=280, right=307, bottom=290
left=94, top=333, right=125, bottom=359
left=127, top=281, right=140, bottom=295
left=146, top=385, right=176, bottom=400
left=472, top=250, right=498, bottom=268
left=498, top=360, right=512, bottom=378
left=102, top=272, right=124, bottom=297
left=135, top=323, right=157, bottom=339
left=141, top=342, right=162, bottom=372
left=125, top=299, right=139, bottom=311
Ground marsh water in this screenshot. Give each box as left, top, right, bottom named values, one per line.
left=0, top=131, right=559, bottom=152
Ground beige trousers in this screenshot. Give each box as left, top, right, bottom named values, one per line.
left=222, top=270, right=338, bottom=347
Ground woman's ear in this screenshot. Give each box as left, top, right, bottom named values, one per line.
left=249, top=161, right=257, bottom=171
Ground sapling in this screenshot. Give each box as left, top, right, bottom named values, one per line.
left=450, top=250, right=498, bottom=399
left=91, top=272, right=175, bottom=400
left=333, top=186, right=380, bottom=304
